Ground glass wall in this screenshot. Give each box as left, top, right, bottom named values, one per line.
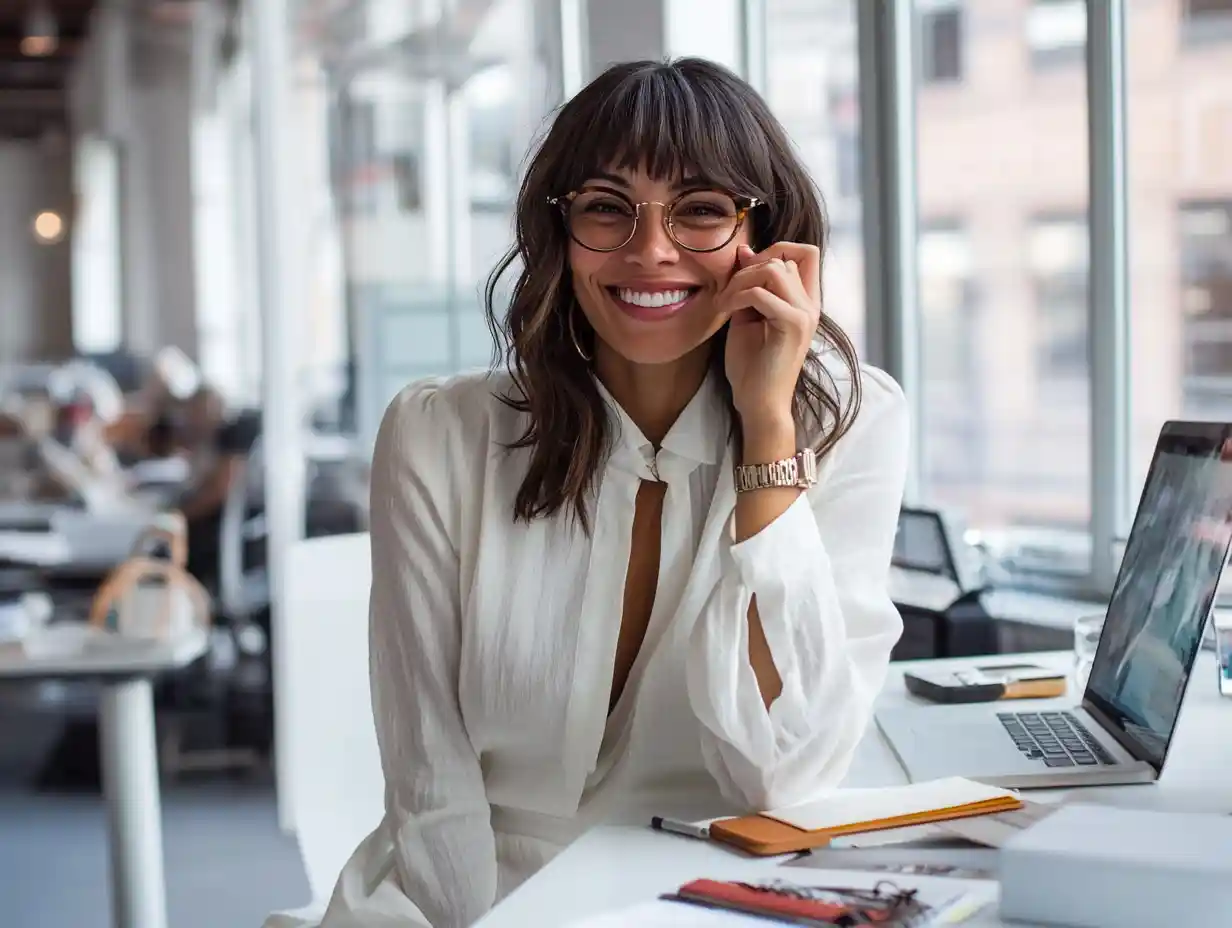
left=753, top=0, right=1232, bottom=594
left=762, top=0, right=865, bottom=353
left=287, top=0, right=563, bottom=447
left=914, top=0, right=1092, bottom=576
left=1127, top=0, right=1232, bottom=501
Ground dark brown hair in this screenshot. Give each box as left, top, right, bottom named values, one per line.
left=485, top=57, right=862, bottom=528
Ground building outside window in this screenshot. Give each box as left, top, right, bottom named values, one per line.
left=919, top=222, right=985, bottom=494
left=1179, top=201, right=1232, bottom=415
left=1027, top=0, right=1086, bottom=69
left=918, top=0, right=964, bottom=84
left=1030, top=213, right=1090, bottom=386
left=1182, top=0, right=1232, bottom=40
left=1128, top=0, right=1232, bottom=504
left=914, top=0, right=1093, bottom=561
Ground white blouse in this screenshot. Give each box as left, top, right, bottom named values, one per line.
left=311, top=356, right=909, bottom=928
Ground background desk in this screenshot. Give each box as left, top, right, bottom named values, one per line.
left=0, top=630, right=208, bottom=928
left=889, top=569, right=1101, bottom=659
left=477, top=650, right=1232, bottom=927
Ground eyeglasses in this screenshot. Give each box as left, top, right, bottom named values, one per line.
left=548, top=188, right=762, bottom=253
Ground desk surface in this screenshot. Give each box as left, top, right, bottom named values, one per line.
left=0, top=627, right=209, bottom=680
left=478, top=651, right=1232, bottom=927
left=0, top=505, right=164, bottom=572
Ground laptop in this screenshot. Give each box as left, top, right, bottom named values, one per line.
left=876, top=421, right=1232, bottom=789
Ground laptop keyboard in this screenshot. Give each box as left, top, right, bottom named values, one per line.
left=996, top=710, right=1116, bottom=767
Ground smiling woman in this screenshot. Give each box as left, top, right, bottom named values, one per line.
left=490, top=58, right=865, bottom=529
left=288, top=57, right=911, bottom=928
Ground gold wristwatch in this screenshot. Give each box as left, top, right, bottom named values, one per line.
left=734, top=448, right=818, bottom=493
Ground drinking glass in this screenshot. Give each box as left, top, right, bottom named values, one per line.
left=1073, top=612, right=1104, bottom=692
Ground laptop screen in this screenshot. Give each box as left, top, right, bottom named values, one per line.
left=1085, top=422, right=1232, bottom=769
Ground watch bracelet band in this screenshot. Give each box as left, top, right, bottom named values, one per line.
left=733, top=448, right=817, bottom=492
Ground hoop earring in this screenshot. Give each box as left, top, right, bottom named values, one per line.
left=568, top=304, right=592, bottom=362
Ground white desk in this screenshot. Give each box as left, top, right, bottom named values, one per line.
left=0, top=629, right=209, bottom=928
left=477, top=651, right=1232, bottom=927
left=0, top=507, right=164, bottom=574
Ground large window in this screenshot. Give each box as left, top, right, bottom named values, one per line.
left=919, top=222, right=983, bottom=492
left=1128, top=1, right=1232, bottom=505
left=1030, top=213, right=1089, bottom=386
left=763, top=0, right=864, bottom=353
left=915, top=0, right=1092, bottom=569
left=1180, top=202, right=1232, bottom=411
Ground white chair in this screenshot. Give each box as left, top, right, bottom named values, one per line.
left=278, top=532, right=384, bottom=919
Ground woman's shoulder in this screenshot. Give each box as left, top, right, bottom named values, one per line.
left=813, top=353, right=908, bottom=461
left=372, top=368, right=518, bottom=474
left=817, top=351, right=906, bottom=424
left=382, top=368, right=514, bottom=430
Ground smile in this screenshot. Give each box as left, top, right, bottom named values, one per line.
left=606, top=285, right=701, bottom=322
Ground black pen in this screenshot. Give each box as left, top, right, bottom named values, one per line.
left=650, top=815, right=711, bottom=841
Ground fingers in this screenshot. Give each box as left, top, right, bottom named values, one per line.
left=737, top=242, right=821, bottom=304
left=727, top=256, right=812, bottom=313
left=726, top=285, right=814, bottom=337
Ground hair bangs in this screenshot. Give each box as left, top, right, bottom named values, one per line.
left=561, top=61, right=776, bottom=201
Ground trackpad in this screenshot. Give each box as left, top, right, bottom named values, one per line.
left=878, top=711, right=1040, bottom=781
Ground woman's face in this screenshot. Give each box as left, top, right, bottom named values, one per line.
left=567, top=167, right=752, bottom=367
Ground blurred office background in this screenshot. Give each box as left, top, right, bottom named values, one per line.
left=0, top=1, right=1229, bottom=926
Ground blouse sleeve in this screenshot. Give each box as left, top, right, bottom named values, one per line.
left=686, top=366, right=910, bottom=810
left=367, top=382, right=497, bottom=928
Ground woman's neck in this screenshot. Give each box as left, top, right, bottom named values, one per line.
left=594, top=343, right=712, bottom=447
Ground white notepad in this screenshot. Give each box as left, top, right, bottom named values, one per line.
left=765, top=777, right=1019, bottom=832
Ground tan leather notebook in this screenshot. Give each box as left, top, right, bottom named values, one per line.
left=708, top=777, right=1023, bottom=856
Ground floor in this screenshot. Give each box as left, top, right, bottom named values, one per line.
left=0, top=688, right=310, bottom=928
left=0, top=776, right=311, bottom=928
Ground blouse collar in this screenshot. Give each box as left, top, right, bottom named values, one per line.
left=595, top=368, right=729, bottom=473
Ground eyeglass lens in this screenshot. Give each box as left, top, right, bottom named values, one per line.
left=565, top=191, right=743, bottom=252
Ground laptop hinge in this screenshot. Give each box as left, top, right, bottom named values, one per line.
left=1080, top=698, right=1160, bottom=773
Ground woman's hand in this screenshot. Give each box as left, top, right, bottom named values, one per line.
left=721, top=242, right=822, bottom=439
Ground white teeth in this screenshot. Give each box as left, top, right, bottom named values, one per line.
left=616, top=288, right=692, bottom=308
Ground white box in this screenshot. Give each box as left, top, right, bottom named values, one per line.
left=999, top=804, right=1232, bottom=927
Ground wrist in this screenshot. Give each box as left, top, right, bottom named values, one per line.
left=739, top=411, right=797, bottom=465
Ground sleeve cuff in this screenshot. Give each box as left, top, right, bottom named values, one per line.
left=727, top=492, right=827, bottom=591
